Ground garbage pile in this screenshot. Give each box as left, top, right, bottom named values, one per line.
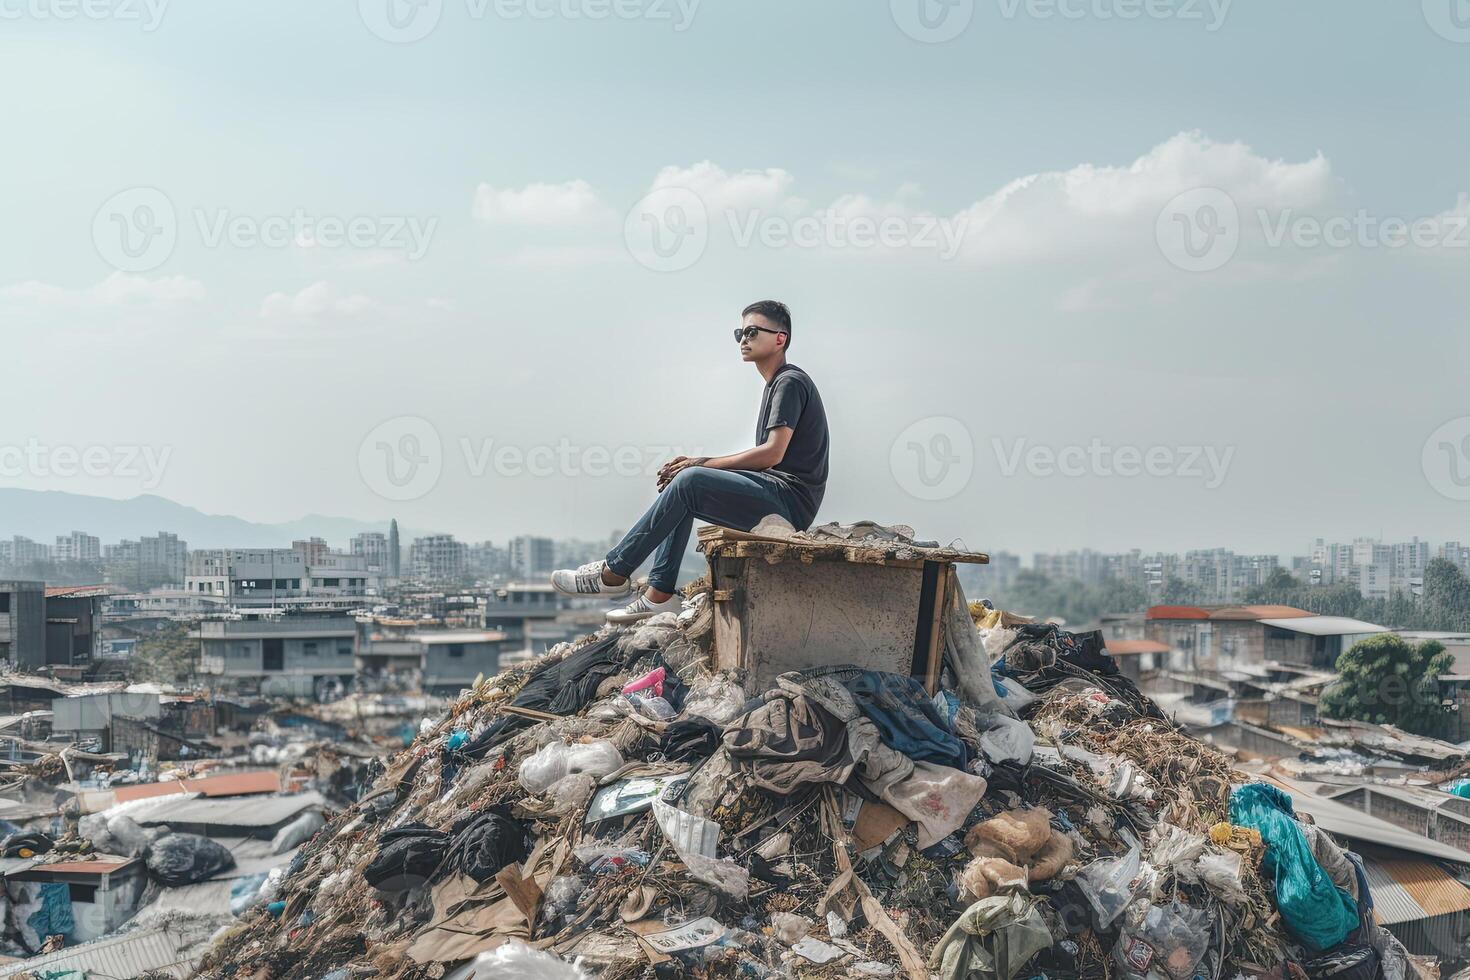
left=195, top=585, right=1413, bottom=980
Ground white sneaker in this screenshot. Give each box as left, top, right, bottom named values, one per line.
left=606, top=591, right=683, bottom=625
left=550, top=560, right=634, bottom=598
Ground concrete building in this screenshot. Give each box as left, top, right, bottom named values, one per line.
left=357, top=625, right=507, bottom=694
left=138, top=531, right=187, bottom=586
left=186, top=549, right=306, bottom=605
left=292, top=537, right=330, bottom=565
left=54, top=531, right=101, bottom=564
left=306, top=552, right=377, bottom=597
left=195, top=616, right=357, bottom=698
left=5, top=536, right=51, bottom=565
left=482, top=584, right=577, bottom=654
left=508, top=535, right=554, bottom=582
left=1145, top=604, right=1389, bottom=672
left=0, top=581, right=45, bottom=667
left=3, top=857, right=148, bottom=945
left=388, top=519, right=401, bottom=578
left=410, top=535, right=466, bottom=581
left=351, top=532, right=389, bottom=572
left=52, top=692, right=164, bottom=750
left=43, top=585, right=107, bottom=668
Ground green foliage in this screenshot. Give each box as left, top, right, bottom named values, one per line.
left=1242, top=558, right=1470, bottom=631
left=1319, top=634, right=1454, bottom=737
left=989, top=570, right=1148, bottom=626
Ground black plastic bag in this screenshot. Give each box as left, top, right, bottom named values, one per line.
left=145, top=832, right=237, bottom=886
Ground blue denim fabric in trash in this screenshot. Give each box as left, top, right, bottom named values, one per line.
left=606, top=467, right=809, bottom=594
left=840, top=671, right=969, bottom=770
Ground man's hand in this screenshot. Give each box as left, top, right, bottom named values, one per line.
left=657, top=456, right=707, bottom=491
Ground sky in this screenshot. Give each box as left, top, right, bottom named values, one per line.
left=2, top=1, right=1469, bottom=558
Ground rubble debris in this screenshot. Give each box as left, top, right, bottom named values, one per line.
left=151, top=537, right=1466, bottom=980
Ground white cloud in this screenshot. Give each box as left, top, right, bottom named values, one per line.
left=472, top=179, right=610, bottom=225
left=259, top=281, right=375, bottom=321
left=648, top=161, right=804, bottom=214
left=951, top=131, right=1335, bottom=263
left=0, top=271, right=206, bottom=310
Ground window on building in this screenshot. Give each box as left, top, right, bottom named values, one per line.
left=323, top=578, right=340, bottom=587
left=337, top=642, right=352, bottom=657
left=0, top=593, right=9, bottom=613
left=447, top=644, right=465, bottom=658
left=303, top=641, right=318, bottom=656
left=67, top=882, right=98, bottom=903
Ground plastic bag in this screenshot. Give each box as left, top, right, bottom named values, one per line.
left=540, top=876, right=584, bottom=928
left=624, top=694, right=677, bottom=720
left=518, top=740, right=625, bottom=794
left=145, top=832, right=237, bottom=886
left=769, top=911, right=811, bottom=944
left=1149, top=824, right=1207, bottom=883
left=1113, top=901, right=1210, bottom=980
left=622, top=667, right=665, bottom=697
left=1077, top=845, right=1144, bottom=927
left=685, top=676, right=748, bottom=725
left=544, top=773, right=596, bottom=814
left=976, top=714, right=1035, bottom=765
left=271, top=810, right=325, bottom=854
left=1196, top=850, right=1247, bottom=906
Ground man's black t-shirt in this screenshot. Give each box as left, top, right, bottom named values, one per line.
left=756, top=363, right=829, bottom=526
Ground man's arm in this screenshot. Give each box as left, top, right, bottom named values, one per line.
left=658, top=427, right=793, bottom=489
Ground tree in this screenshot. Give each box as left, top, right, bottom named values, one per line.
left=1319, top=634, right=1454, bottom=737
left=1422, top=559, right=1470, bottom=631
left=1160, top=577, right=1206, bottom=605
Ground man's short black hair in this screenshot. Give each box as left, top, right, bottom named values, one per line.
left=742, top=300, right=792, bottom=350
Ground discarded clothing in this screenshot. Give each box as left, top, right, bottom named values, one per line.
left=660, top=717, right=723, bottom=763
left=462, top=634, right=627, bottom=757
left=724, top=688, right=857, bottom=794
left=1302, top=822, right=1358, bottom=901
left=840, top=670, right=969, bottom=769
left=26, top=882, right=74, bottom=942
left=930, top=891, right=1053, bottom=980
left=444, top=810, right=529, bottom=884
left=364, top=823, right=451, bottom=891
left=1229, top=783, right=1358, bottom=952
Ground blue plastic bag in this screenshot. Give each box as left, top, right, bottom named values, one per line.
left=1229, top=783, right=1357, bottom=952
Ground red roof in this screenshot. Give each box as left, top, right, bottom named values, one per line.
left=1106, top=639, right=1169, bottom=655
left=111, top=770, right=281, bottom=803
left=1146, top=604, right=1312, bottom=622
left=44, top=585, right=113, bottom=598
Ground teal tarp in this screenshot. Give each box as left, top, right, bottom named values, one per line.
left=1229, top=783, right=1358, bottom=953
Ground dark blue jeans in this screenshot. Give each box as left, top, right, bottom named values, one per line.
left=606, top=467, right=809, bottom=593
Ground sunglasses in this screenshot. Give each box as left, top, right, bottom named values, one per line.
left=734, top=325, right=786, bottom=343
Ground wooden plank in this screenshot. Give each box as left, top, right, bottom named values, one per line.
left=923, top=564, right=951, bottom=695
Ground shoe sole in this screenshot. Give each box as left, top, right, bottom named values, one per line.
left=550, top=579, right=633, bottom=599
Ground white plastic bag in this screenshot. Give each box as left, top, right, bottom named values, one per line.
left=1196, top=849, right=1247, bottom=906
left=976, top=714, right=1035, bottom=765
left=544, top=773, right=596, bottom=814
left=684, top=676, right=748, bottom=725
left=518, top=740, right=625, bottom=794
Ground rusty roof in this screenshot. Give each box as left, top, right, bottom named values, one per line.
left=1147, top=604, right=1313, bottom=621
left=26, top=858, right=139, bottom=876
left=112, top=770, right=281, bottom=803
left=1362, top=851, right=1470, bottom=925
left=1105, top=640, right=1169, bottom=655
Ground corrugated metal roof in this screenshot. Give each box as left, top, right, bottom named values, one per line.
left=1267, top=776, right=1470, bottom=864
left=0, top=924, right=199, bottom=979
left=1105, top=640, right=1169, bottom=655
left=1361, top=853, right=1470, bottom=925
left=27, top=858, right=139, bottom=876
left=1258, top=616, right=1391, bottom=636
left=128, top=790, right=324, bottom=828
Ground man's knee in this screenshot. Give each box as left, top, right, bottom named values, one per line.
left=669, top=466, right=716, bottom=498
